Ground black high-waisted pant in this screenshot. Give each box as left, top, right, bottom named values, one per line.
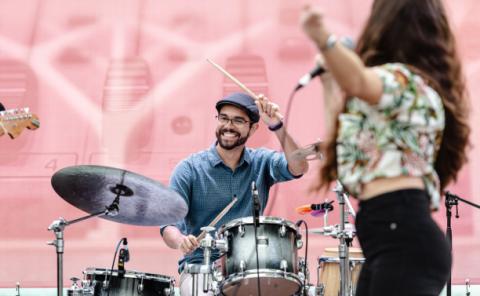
left=355, top=189, right=451, bottom=296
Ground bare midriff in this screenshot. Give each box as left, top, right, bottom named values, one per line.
left=359, top=175, right=425, bottom=201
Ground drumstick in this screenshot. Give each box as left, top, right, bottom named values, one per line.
left=196, top=197, right=238, bottom=241
left=206, top=59, right=258, bottom=99
left=206, top=58, right=284, bottom=120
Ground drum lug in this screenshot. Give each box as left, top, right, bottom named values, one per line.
left=213, top=268, right=224, bottom=282
left=164, top=287, right=173, bottom=296
left=167, top=279, right=176, bottom=296
left=279, top=224, right=287, bottom=237
left=239, top=260, right=247, bottom=273
left=137, top=274, right=145, bottom=294
left=296, top=238, right=303, bottom=249
left=238, top=224, right=245, bottom=237
left=280, top=259, right=288, bottom=276
left=218, top=239, right=229, bottom=252
left=102, top=279, right=109, bottom=291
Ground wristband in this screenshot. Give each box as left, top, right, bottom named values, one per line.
left=268, top=121, right=283, bottom=131
left=320, top=34, right=337, bottom=51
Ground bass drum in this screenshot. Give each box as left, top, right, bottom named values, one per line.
left=218, top=216, right=303, bottom=296
left=83, top=268, right=175, bottom=296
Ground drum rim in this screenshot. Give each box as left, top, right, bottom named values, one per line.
left=318, top=257, right=366, bottom=263
left=219, top=216, right=297, bottom=232
left=83, top=267, right=173, bottom=281
left=220, top=269, right=302, bottom=291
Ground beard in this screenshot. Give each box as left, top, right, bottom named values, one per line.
left=216, top=127, right=249, bottom=150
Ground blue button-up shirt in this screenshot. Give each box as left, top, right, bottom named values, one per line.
left=161, top=143, right=300, bottom=272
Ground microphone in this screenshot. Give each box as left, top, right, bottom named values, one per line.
left=294, top=37, right=355, bottom=91
left=296, top=201, right=334, bottom=216
left=251, top=181, right=260, bottom=228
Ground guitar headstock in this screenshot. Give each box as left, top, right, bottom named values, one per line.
left=0, top=108, right=40, bottom=139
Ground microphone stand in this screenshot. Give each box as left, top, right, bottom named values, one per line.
left=252, top=181, right=262, bottom=296
left=444, top=191, right=480, bottom=296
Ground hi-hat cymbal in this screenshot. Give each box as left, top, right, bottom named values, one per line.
left=51, top=165, right=188, bottom=226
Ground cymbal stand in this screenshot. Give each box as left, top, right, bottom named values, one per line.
left=47, top=192, right=122, bottom=296
left=185, top=226, right=228, bottom=296
left=332, top=181, right=355, bottom=296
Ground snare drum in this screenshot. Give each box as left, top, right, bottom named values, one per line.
left=218, top=216, right=303, bottom=296
left=83, top=268, right=175, bottom=296
left=317, top=248, right=364, bottom=296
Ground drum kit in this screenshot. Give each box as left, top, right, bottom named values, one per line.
left=46, top=165, right=363, bottom=296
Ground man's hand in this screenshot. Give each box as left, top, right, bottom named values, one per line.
left=255, top=94, right=283, bottom=127
left=178, top=234, right=200, bottom=254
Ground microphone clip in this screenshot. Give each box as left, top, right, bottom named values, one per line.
left=118, top=250, right=126, bottom=276
left=118, top=237, right=129, bottom=276
left=311, top=200, right=334, bottom=212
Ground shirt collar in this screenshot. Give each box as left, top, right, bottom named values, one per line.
left=208, top=142, right=251, bottom=167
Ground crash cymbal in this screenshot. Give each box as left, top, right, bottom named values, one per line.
left=51, top=165, right=187, bottom=226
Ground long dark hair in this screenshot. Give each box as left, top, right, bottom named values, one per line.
left=315, top=0, right=470, bottom=193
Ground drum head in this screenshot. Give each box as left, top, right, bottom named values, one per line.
left=221, top=270, right=301, bottom=296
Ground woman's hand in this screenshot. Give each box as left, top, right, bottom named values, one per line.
left=300, top=5, right=330, bottom=48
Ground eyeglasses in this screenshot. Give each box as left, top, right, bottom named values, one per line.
left=216, top=114, right=250, bottom=127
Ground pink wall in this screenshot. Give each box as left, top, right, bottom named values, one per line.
left=1, top=0, right=479, bottom=288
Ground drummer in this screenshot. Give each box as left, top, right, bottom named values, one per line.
left=160, top=92, right=308, bottom=295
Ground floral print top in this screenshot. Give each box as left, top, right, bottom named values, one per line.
left=337, top=63, right=445, bottom=210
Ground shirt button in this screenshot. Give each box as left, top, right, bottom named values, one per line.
left=390, top=222, right=397, bottom=230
